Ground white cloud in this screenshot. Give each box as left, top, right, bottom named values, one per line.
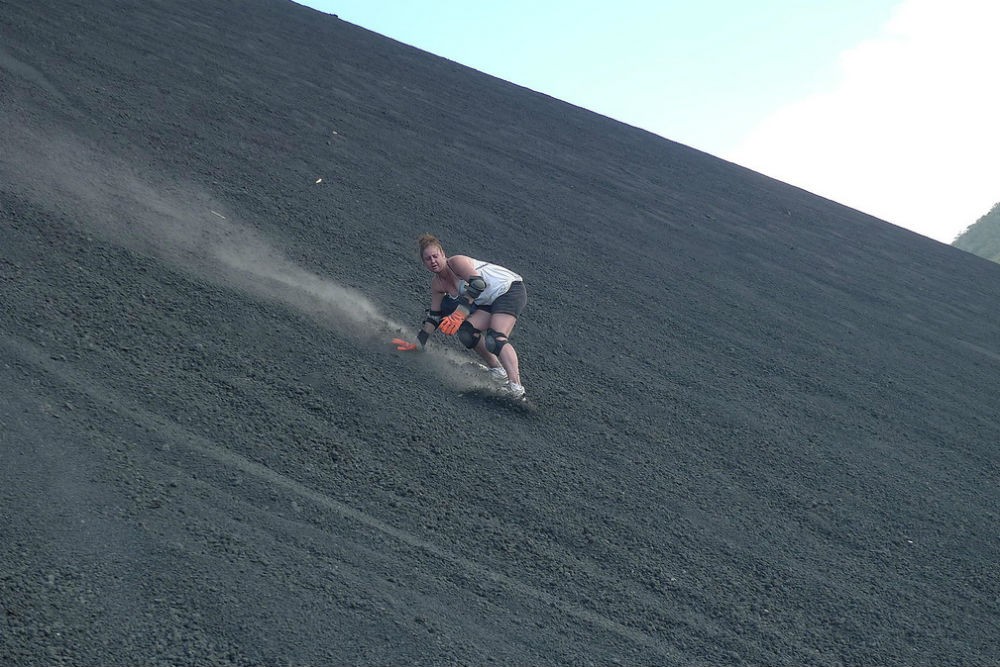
left=726, top=0, right=1000, bottom=243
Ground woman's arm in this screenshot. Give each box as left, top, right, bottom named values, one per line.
left=393, top=284, right=445, bottom=351
left=446, top=255, right=487, bottom=305
left=416, top=289, right=446, bottom=346
left=446, top=255, right=476, bottom=278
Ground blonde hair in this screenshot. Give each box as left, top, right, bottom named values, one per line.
left=417, top=233, right=445, bottom=259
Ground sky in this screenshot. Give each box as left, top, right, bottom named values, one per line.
left=294, top=1, right=999, bottom=244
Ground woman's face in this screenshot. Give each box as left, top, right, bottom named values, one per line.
left=421, top=244, right=446, bottom=273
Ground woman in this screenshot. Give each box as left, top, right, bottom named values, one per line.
left=393, top=233, right=528, bottom=398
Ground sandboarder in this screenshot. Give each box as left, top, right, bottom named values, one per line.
left=393, top=233, right=528, bottom=398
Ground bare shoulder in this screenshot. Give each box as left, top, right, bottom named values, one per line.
left=446, top=254, right=476, bottom=277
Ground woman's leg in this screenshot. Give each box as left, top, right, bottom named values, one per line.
left=486, top=313, right=521, bottom=386
left=467, top=311, right=502, bottom=368
left=473, top=337, right=501, bottom=367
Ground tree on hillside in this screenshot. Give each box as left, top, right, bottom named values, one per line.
left=953, top=202, right=1000, bottom=263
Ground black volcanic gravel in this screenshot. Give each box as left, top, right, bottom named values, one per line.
left=2, top=1, right=998, bottom=664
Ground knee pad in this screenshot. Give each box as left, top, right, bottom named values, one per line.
left=457, top=321, right=480, bottom=349
left=484, top=328, right=508, bottom=355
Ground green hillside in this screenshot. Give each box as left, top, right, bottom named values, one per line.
left=954, top=201, right=1000, bottom=262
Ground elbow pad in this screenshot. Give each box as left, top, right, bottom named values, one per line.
left=465, top=275, right=487, bottom=301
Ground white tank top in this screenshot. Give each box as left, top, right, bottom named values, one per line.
left=455, top=258, right=522, bottom=305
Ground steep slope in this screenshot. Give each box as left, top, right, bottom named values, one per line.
left=2, top=0, right=998, bottom=664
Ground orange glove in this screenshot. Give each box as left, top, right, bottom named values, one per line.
left=392, top=338, right=418, bottom=351
left=438, top=304, right=470, bottom=335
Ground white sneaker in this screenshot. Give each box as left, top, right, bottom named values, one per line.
left=499, top=381, right=525, bottom=399
left=487, top=366, right=508, bottom=381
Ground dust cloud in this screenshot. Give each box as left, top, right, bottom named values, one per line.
left=1, top=123, right=397, bottom=337
left=0, top=122, right=488, bottom=390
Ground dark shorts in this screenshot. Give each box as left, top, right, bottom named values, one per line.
left=480, top=281, right=527, bottom=317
